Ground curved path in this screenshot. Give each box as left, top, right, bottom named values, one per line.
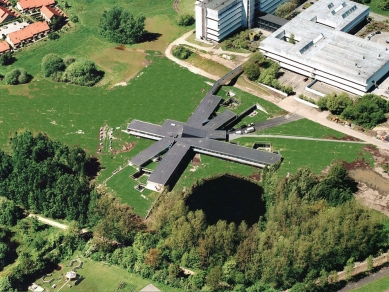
left=28, top=214, right=88, bottom=233
left=165, top=32, right=389, bottom=151
left=173, top=0, right=180, bottom=13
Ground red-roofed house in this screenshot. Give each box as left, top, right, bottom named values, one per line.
left=0, top=0, right=11, bottom=7
left=0, top=6, right=16, bottom=23
left=40, top=5, right=66, bottom=23
left=6, top=21, right=50, bottom=49
left=0, top=40, right=10, bottom=54
left=17, top=0, right=55, bottom=13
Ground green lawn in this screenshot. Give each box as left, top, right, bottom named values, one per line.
left=34, top=253, right=182, bottom=292
left=367, top=0, right=389, bottom=17
left=235, top=137, right=373, bottom=176
left=259, top=118, right=347, bottom=139
left=351, top=275, right=389, bottom=292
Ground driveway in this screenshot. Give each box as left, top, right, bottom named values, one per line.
left=0, top=22, right=29, bottom=36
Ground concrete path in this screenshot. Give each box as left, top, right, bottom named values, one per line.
left=252, top=113, right=303, bottom=131
left=229, top=134, right=368, bottom=144
left=165, top=32, right=389, bottom=151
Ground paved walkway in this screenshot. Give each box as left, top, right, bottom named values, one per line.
left=230, top=134, right=368, bottom=144
left=165, top=32, right=389, bottom=151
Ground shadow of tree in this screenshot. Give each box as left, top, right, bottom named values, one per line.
left=140, top=31, right=162, bottom=43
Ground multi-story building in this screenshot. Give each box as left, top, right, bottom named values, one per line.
left=259, top=0, right=388, bottom=95
left=195, top=0, right=255, bottom=42
left=195, top=0, right=289, bottom=42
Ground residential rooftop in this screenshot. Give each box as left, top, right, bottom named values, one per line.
left=17, top=0, right=54, bottom=10
left=0, top=40, right=10, bottom=53
left=7, top=21, right=49, bottom=45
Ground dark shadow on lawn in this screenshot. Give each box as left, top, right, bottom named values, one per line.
left=140, top=31, right=162, bottom=43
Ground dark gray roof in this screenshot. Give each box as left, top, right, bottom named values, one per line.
left=203, top=109, right=236, bottom=130
left=148, top=143, right=191, bottom=185
left=186, top=94, right=221, bottom=126
left=185, top=138, right=281, bottom=165
left=258, top=14, right=289, bottom=26
left=130, top=137, right=175, bottom=167
left=182, top=125, right=207, bottom=138
left=128, top=119, right=183, bottom=138
left=205, top=130, right=227, bottom=140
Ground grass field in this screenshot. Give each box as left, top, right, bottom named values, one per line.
left=235, top=137, right=373, bottom=176
left=178, top=0, right=196, bottom=15
left=34, top=253, right=182, bottom=292
left=351, top=275, right=389, bottom=292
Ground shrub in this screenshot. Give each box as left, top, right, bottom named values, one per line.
left=48, top=32, right=60, bottom=40
left=62, top=60, right=104, bottom=86
left=70, top=15, right=79, bottom=23
left=42, top=54, right=65, bottom=78
left=99, top=6, right=146, bottom=44
left=281, top=85, right=294, bottom=95
left=177, top=14, right=195, bottom=26
left=172, top=45, right=192, bottom=60
left=378, top=0, right=389, bottom=10
left=0, top=52, right=13, bottom=66
left=4, top=68, right=30, bottom=85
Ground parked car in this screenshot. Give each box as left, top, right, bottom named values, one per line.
left=244, top=127, right=255, bottom=134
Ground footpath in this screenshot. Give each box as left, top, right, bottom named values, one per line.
left=165, top=33, right=389, bottom=151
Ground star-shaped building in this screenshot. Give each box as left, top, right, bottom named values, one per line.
left=127, top=66, right=282, bottom=192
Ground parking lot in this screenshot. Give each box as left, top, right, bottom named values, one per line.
left=0, top=22, right=29, bottom=36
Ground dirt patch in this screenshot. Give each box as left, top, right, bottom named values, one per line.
left=343, top=158, right=371, bottom=172
left=323, top=134, right=361, bottom=142
left=355, top=183, right=389, bottom=216
left=192, top=153, right=201, bottom=166
left=248, top=170, right=261, bottom=182
left=349, top=169, right=389, bottom=195
left=112, top=142, right=136, bottom=155
left=115, top=44, right=126, bottom=50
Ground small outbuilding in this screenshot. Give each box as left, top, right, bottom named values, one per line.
left=65, top=271, right=77, bottom=281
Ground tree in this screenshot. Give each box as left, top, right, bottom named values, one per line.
left=177, top=14, right=195, bottom=26
left=289, top=33, right=296, bottom=44
left=48, top=32, right=60, bottom=40
left=99, top=6, right=146, bottom=44
left=0, top=196, right=24, bottom=226
left=70, top=15, right=79, bottom=23
left=42, top=54, right=65, bottom=77
left=0, top=276, right=13, bottom=292
left=206, top=266, right=222, bottom=291
left=4, top=68, right=30, bottom=85
left=0, top=52, right=13, bottom=66
left=62, top=60, right=104, bottom=86
left=145, top=248, right=162, bottom=268
left=366, top=255, right=373, bottom=273
left=172, top=45, right=192, bottom=60
left=243, top=62, right=260, bottom=81
left=378, top=0, right=389, bottom=10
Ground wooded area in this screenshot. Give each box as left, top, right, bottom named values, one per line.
left=0, top=132, right=387, bottom=291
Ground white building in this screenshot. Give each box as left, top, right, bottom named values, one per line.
left=195, top=0, right=255, bottom=42
left=259, top=0, right=389, bottom=95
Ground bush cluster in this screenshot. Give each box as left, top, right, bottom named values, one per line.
left=172, top=45, right=192, bottom=60
left=41, top=53, right=104, bottom=86
left=318, top=93, right=389, bottom=128
left=221, top=30, right=261, bottom=52
left=243, top=52, right=293, bottom=95
left=177, top=14, right=195, bottom=26
left=4, top=68, right=31, bottom=85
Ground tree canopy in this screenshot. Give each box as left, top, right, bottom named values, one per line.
left=99, top=6, right=146, bottom=44
left=62, top=60, right=104, bottom=86
left=3, top=68, right=30, bottom=85
left=42, top=53, right=65, bottom=77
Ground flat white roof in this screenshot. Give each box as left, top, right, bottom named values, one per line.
left=259, top=0, right=389, bottom=85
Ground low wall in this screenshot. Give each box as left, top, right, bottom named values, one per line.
left=305, top=79, right=326, bottom=97
left=258, top=83, right=288, bottom=97
left=293, top=96, right=319, bottom=108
